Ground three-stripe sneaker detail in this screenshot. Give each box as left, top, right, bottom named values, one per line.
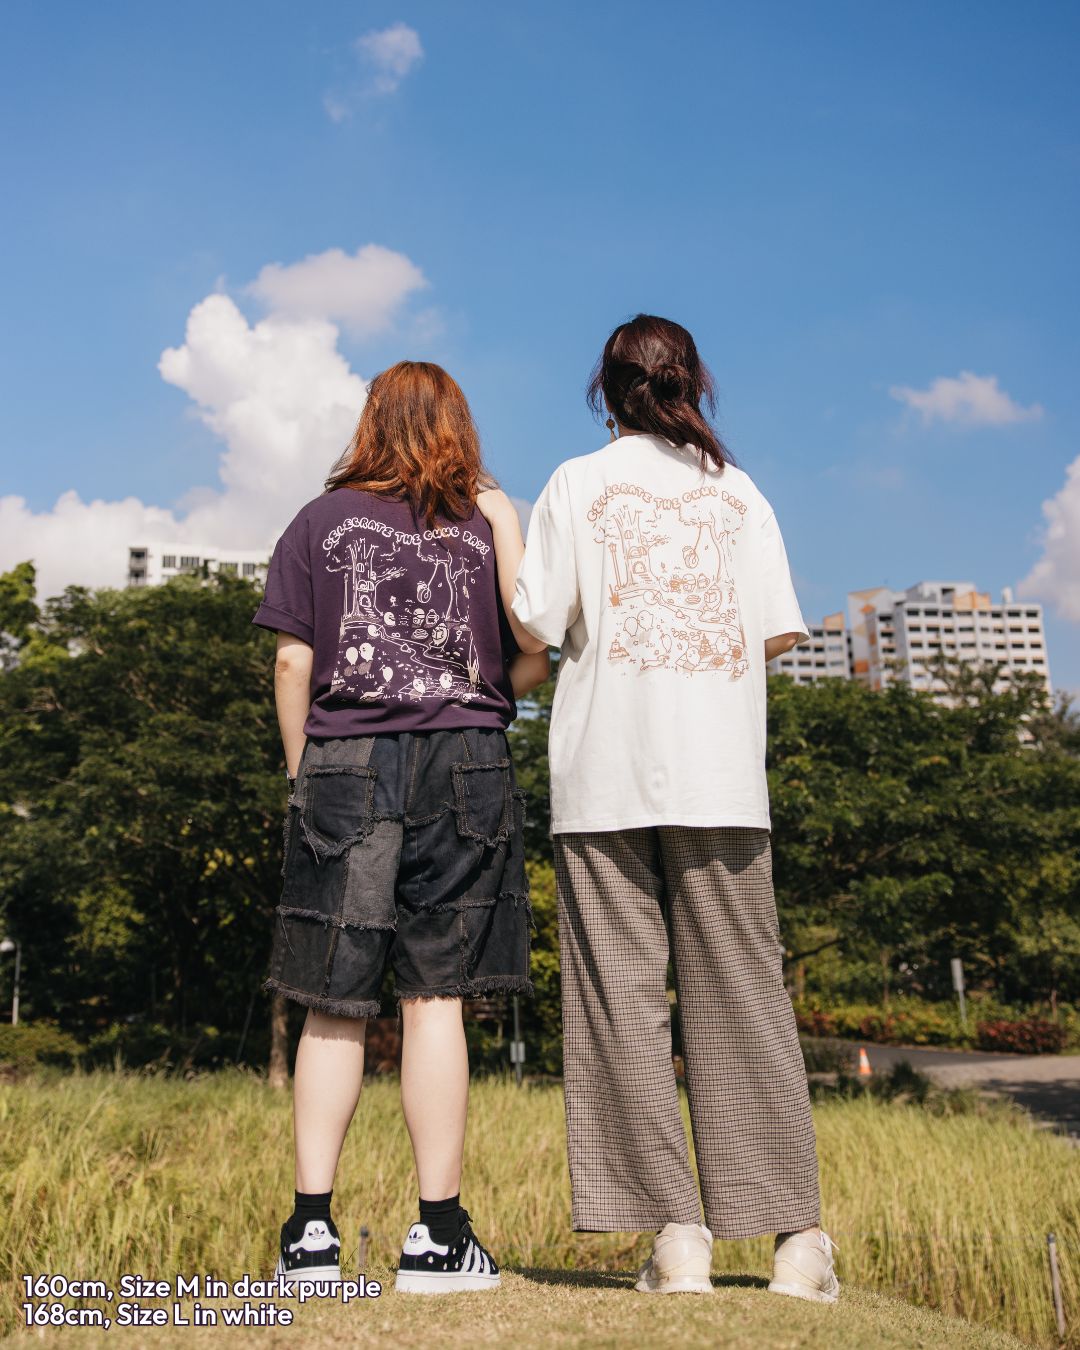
left=273, top=1218, right=343, bottom=1287
left=394, top=1213, right=501, bottom=1293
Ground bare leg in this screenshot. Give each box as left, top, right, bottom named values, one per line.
left=400, top=997, right=468, bottom=1200
left=293, top=1009, right=367, bottom=1193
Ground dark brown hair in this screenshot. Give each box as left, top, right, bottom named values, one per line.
left=587, top=314, right=733, bottom=470
left=326, top=361, right=489, bottom=526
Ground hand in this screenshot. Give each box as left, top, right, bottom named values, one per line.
left=475, top=487, right=513, bottom=525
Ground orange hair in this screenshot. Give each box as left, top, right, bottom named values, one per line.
left=326, top=361, right=489, bottom=526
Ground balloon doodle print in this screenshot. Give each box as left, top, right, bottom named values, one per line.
left=590, top=482, right=749, bottom=679
left=323, top=515, right=486, bottom=705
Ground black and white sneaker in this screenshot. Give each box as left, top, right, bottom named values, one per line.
left=274, top=1217, right=342, bottom=1287
left=394, top=1211, right=500, bottom=1293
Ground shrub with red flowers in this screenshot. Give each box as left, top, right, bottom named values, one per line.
left=975, top=1018, right=1067, bottom=1054
left=795, top=1008, right=837, bottom=1037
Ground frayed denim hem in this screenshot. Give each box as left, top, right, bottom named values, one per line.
left=263, top=977, right=381, bottom=1020
left=395, top=974, right=535, bottom=1003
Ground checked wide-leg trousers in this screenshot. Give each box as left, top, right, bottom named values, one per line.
left=554, top=825, right=821, bottom=1240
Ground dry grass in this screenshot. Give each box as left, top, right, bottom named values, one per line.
left=1, top=1071, right=1076, bottom=1346
left=3, top=1272, right=1032, bottom=1350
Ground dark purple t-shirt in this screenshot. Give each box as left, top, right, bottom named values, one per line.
left=252, top=488, right=518, bottom=737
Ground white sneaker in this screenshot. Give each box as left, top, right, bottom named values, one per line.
left=768, top=1229, right=839, bottom=1303
left=634, top=1222, right=714, bottom=1294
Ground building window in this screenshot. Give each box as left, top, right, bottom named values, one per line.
left=243, top=562, right=256, bottom=577
left=162, top=555, right=176, bottom=569
left=219, top=561, right=238, bottom=574
left=180, top=555, right=200, bottom=568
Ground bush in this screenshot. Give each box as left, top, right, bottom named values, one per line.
left=975, top=1017, right=1067, bottom=1054
left=793, top=996, right=971, bottom=1046
left=799, top=1036, right=851, bottom=1072
left=793, top=996, right=1077, bottom=1053
left=0, top=1021, right=83, bottom=1070
left=84, top=1021, right=229, bottom=1071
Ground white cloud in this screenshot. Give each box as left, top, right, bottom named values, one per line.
left=889, top=371, right=1043, bottom=426
left=157, top=293, right=367, bottom=516
left=0, top=491, right=187, bottom=608
left=322, top=94, right=350, bottom=124
left=355, top=23, right=423, bottom=94
left=248, top=244, right=426, bottom=335
left=0, top=244, right=426, bottom=601
left=1018, top=454, right=1080, bottom=621
left=324, top=23, right=423, bottom=117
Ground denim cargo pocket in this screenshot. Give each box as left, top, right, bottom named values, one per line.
left=299, top=765, right=377, bottom=863
left=450, top=759, right=512, bottom=848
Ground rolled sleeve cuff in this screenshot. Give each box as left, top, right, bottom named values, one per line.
left=252, top=604, right=314, bottom=647
left=766, top=619, right=810, bottom=646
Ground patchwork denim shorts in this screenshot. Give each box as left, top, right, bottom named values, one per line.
left=265, top=728, right=533, bottom=1018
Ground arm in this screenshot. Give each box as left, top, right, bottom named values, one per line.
left=508, top=648, right=551, bottom=699
left=476, top=488, right=548, bottom=654
left=510, top=467, right=581, bottom=647
left=274, top=632, right=313, bottom=778
left=765, top=632, right=801, bottom=663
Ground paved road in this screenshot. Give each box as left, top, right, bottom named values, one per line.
left=834, top=1039, right=1080, bottom=1140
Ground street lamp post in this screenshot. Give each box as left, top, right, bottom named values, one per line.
left=0, top=938, right=20, bottom=1026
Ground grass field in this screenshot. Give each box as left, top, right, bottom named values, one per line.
left=2, top=1071, right=1077, bottom=1347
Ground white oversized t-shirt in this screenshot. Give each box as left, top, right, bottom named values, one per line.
left=512, top=434, right=808, bottom=833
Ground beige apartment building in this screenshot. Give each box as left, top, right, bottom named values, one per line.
left=768, top=580, right=1051, bottom=696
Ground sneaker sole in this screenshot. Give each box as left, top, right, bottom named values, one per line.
left=634, top=1277, right=714, bottom=1294
left=767, top=1279, right=839, bottom=1304
left=394, top=1271, right=500, bottom=1294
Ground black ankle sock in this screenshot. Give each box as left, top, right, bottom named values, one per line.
left=419, top=1194, right=464, bottom=1243
left=287, top=1190, right=333, bottom=1238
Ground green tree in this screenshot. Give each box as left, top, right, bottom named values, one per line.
left=768, top=657, right=1080, bottom=1004
left=508, top=664, right=556, bottom=860
left=0, top=566, right=287, bottom=1055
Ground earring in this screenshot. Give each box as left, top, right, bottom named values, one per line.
left=605, top=416, right=617, bottom=442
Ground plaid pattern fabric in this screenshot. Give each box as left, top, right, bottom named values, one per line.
left=555, top=826, right=821, bottom=1240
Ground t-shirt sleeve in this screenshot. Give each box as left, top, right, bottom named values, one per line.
left=759, top=506, right=809, bottom=644
left=512, top=466, right=581, bottom=648
left=252, top=532, right=314, bottom=647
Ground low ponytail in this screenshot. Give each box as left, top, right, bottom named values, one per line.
left=587, top=315, right=733, bottom=471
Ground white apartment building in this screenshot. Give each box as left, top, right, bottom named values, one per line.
left=768, top=580, right=1052, bottom=697
left=767, top=611, right=852, bottom=685
left=127, top=544, right=270, bottom=588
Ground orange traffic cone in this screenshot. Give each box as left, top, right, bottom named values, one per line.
left=857, top=1046, right=873, bottom=1077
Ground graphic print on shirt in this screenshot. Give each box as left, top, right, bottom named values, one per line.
left=588, top=482, right=749, bottom=678
left=322, top=513, right=491, bottom=705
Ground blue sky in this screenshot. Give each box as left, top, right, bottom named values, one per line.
left=2, top=1, right=1079, bottom=690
